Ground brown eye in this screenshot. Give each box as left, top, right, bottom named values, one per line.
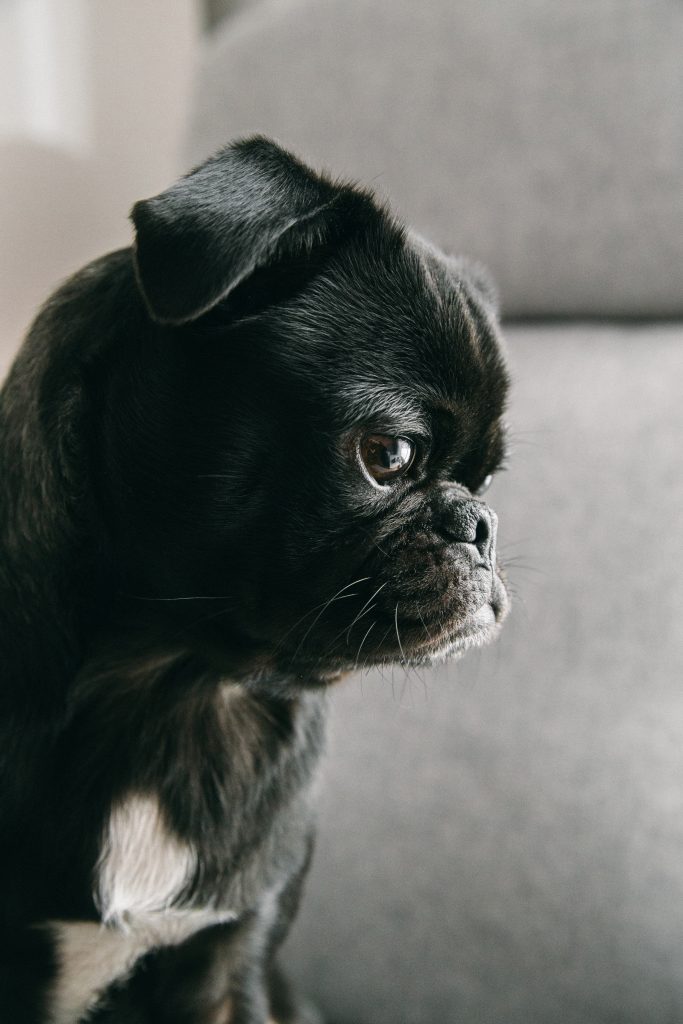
left=360, top=434, right=415, bottom=483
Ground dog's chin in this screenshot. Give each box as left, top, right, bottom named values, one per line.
left=369, top=562, right=511, bottom=666
left=379, top=586, right=509, bottom=669
left=413, top=600, right=506, bottom=664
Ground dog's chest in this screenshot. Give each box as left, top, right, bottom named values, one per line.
left=91, top=687, right=325, bottom=932
left=95, top=792, right=216, bottom=931
left=48, top=687, right=325, bottom=1024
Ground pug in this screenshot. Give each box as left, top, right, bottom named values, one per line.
left=0, top=137, right=509, bottom=1023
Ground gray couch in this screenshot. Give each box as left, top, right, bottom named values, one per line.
left=187, top=3, right=683, bottom=1021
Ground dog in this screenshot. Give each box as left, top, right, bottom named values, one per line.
left=0, top=136, right=510, bottom=1023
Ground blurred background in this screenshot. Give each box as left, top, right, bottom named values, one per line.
left=0, top=0, right=198, bottom=376
left=1, top=2, right=682, bottom=1022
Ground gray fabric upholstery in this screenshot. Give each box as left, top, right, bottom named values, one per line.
left=280, top=324, right=683, bottom=1023
left=188, top=0, right=683, bottom=318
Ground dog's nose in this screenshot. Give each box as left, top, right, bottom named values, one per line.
left=443, top=500, right=497, bottom=563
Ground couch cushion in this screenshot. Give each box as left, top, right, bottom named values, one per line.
left=188, top=0, right=683, bottom=319
left=280, top=324, right=683, bottom=1023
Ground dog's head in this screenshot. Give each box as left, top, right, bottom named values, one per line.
left=98, top=137, right=509, bottom=685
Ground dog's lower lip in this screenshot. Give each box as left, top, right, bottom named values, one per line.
left=398, top=600, right=497, bottom=638
left=470, top=603, right=496, bottom=628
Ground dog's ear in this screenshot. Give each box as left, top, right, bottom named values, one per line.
left=131, top=136, right=369, bottom=325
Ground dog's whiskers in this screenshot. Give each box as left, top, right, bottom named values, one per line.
left=500, top=557, right=544, bottom=575
left=328, top=605, right=378, bottom=651
left=353, top=621, right=376, bottom=674
left=343, top=581, right=389, bottom=643
left=372, top=624, right=394, bottom=690
left=417, top=608, right=434, bottom=645
left=394, top=603, right=407, bottom=665
left=288, top=577, right=371, bottom=662
left=392, top=602, right=428, bottom=699
left=270, top=576, right=372, bottom=656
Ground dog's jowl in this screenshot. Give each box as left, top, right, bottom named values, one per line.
left=0, top=137, right=510, bottom=1023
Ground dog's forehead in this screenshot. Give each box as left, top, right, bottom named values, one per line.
left=319, top=232, right=505, bottom=422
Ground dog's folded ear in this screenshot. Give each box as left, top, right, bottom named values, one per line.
left=131, top=136, right=371, bottom=325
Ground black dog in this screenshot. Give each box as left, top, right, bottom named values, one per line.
left=0, top=137, right=509, bottom=1023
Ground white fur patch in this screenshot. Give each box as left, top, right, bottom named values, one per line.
left=95, top=793, right=197, bottom=928
left=44, top=791, right=299, bottom=1021
left=40, top=795, right=239, bottom=1022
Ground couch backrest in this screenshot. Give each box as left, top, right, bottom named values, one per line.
left=188, top=0, right=683, bottom=318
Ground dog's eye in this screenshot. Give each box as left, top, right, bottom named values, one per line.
left=476, top=474, right=493, bottom=496
left=360, top=435, right=415, bottom=483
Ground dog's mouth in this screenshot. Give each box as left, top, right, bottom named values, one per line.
left=331, top=525, right=511, bottom=668
left=350, top=569, right=509, bottom=667
left=397, top=589, right=508, bottom=663
left=271, top=553, right=509, bottom=677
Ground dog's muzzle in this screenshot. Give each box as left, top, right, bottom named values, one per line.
left=436, top=486, right=498, bottom=567
left=364, top=484, right=508, bottom=660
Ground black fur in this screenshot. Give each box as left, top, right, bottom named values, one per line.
left=0, top=137, right=510, bottom=1023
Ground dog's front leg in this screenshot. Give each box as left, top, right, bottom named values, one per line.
left=87, top=921, right=248, bottom=1024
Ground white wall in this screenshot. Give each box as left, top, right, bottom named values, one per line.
left=0, top=0, right=200, bottom=377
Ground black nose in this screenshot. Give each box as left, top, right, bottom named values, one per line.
left=443, top=499, right=497, bottom=563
